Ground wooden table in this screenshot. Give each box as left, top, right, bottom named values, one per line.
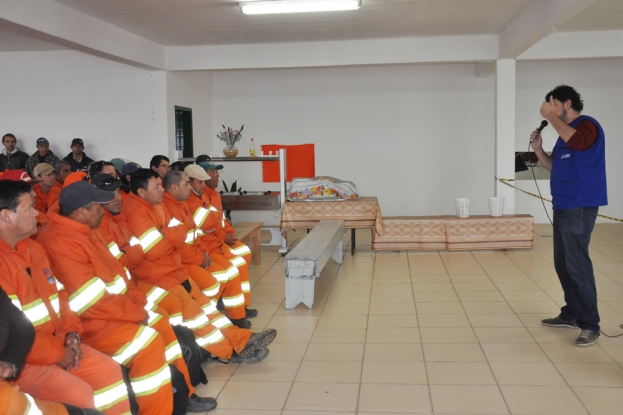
left=233, top=222, right=263, bottom=265
left=280, top=197, right=385, bottom=255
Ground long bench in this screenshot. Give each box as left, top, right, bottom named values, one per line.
left=284, top=220, right=344, bottom=309
left=372, top=215, right=534, bottom=251
left=233, top=222, right=263, bottom=265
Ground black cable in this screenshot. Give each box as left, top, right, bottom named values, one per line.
left=600, top=326, right=623, bottom=338
left=526, top=141, right=553, bottom=225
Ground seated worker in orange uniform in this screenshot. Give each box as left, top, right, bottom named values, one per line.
left=0, top=180, right=130, bottom=415
left=32, top=163, right=62, bottom=215
left=121, top=169, right=276, bottom=363
left=1, top=287, right=104, bottom=415
left=38, top=182, right=175, bottom=415
left=162, top=169, right=250, bottom=328
left=184, top=163, right=256, bottom=319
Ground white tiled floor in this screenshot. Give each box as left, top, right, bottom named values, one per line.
left=195, top=223, right=623, bottom=415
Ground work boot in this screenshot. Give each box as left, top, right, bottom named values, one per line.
left=228, top=346, right=270, bottom=363
left=541, top=316, right=578, bottom=329
left=239, top=329, right=277, bottom=358
left=187, top=394, right=217, bottom=412
left=231, top=318, right=252, bottom=329
left=245, top=307, right=258, bottom=318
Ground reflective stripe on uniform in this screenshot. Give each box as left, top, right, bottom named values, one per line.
left=145, top=287, right=167, bottom=311
left=24, top=393, right=43, bottom=415
left=211, top=266, right=233, bottom=283
left=241, top=281, right=251, bottom=293
left=136, top=228, right=162, bottom=253
left=105, top=275, right=128, bottom=295
left=210, top=314, right=232, bottom=329
left=49, top=293, right=60, bottom=317
left=21, top=298, right=51, bottom=327
left=230, top=244, right=251, bottom=256
left=168, top=218, right=182, bottom=228
left=165, top=342, right=182, bottom=363
left=112, top=326, right=159, bottom=365
left=125, top=268, right=132, bottom=281
left=229, top=256, right=246, bottom=267
left=146, top=311, right=163, bottom=327
left=182, top=313, right=210, bottom=330
left=8, top=294, right=21, bottom=310
left=202, top=300, right=218, bottom=316
left=201, top=283, right=220, bottom=298
left=184, top=230, right=196, bottom=244
left=130, top=364, right=171, bottom=397
left=129, top=236, right=141, bottom=247
left=223, top=293, right=245, bottom=308
left=93, top=379, right=129, bottom=411
left=69, top=278, right=108, bottom=315
left=195, top=327, right=225, bottom=348
left=169, top=313, right=183, bottom=326
left=108, top=242, right=123, bottom=259
left=193, top=207, right=210, bottom=228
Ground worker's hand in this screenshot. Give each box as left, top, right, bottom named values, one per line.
left=201, top=253, right=213, bottom=268
left=57, top=346, right=76, bottom=371
left=204, top=228, right=216, bottom=234
left=540, top=96, right=557, bottom=120
left=530, top=129, right=543, bottom=151
left=224, top=233, right=237, bottom=247
left=65, top=333, right=83, bottom=371
left=0, top=361, right=16, bottom=379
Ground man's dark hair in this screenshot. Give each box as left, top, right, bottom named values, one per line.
left=195, top=154, right=210, bottom=164
left=163, top=170, right=184, bottom=191
left=59, top=160, right=73, bottom=170
left=545, top=85, right=584, bottom=113
left=130, top=169, right=159, bottom=195
left=0, top=181, right=32, bottom=212
left=170, top=161, right=190, bottom=171
left=150, top=155, right=169, bottom=169
left=88, top=161, right=115, bottom=178
left=2, top=133, right=16, bottom=143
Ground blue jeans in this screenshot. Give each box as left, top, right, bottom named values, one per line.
left=553, top=207, right=600, bottom=332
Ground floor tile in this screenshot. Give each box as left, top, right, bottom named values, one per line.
left=310, top=328, right=366, bottom=344
left=418, top=313, right=471, bottom=328
left=295, top=361, right=362, bottom=383
left=490, top=362, right=566, bottom=385
left=500, top=385, right=587, bottom=415
left=474, top=327, right=535, bottom=343
left=419, top=328, right=478, bottom=343
left=430, top=385, right=508, bottom=414
left=366, top=328, right=421, bottom=343
left=304, top=343, right=364, bottom=361
left=316, top=315, right=368, bottom=329
left=367, top=314, right=418, bottom=328
left=573, top=386, right=623, bottom=415
left=363, top=343, right=423, bottom=362
left=358, top=384, right=431, bottom=413
left=555, top=362, right=623, bottom=387
left=426, top=361, right=496, bottom=384
left=230, top=360, right=301, bottom=382
left=467, top=313, right=524, bottom=327
left=272, top=328, right=315, bottom=343
left=216, top=381, right=291, bottom=409
left=540, top=343, right=615, bottom=363
left=481, top=343, right=550, bottom=362
left=285, top=382, right=359, bottom=412
left=461, top=301, right=514, bottom=314
left=369, top=302, right=416, bottom=315
left=422, top=343, right=486, bottom=362
left=415, top=302, right=465, bottom=314
left=362, top=361, right=427, bottom=384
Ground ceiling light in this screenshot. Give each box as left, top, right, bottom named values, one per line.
left=240, top=0, right=361, bottom=15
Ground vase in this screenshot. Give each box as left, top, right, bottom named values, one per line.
left=223, top=145, right=238, bottom=158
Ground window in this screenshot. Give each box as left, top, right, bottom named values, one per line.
left=175, top=106, right=194, bottom=158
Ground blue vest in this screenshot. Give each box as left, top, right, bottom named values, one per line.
left=550, top=115, right=607, bottom=210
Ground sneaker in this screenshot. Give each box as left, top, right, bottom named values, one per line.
left=541, top=316, right=578, bottom=329
left=228, top=346, right=269, bottom=363
left=239, top=329, right=278, bottom=357
left=230, top=318, right=252, bottom=329
left=245, top=307, right=258, bottom=318
left=187, top=394, right=217, bottom=412
left=575, top=330, right=600, bottom=347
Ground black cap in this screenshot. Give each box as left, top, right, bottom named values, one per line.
left=59, top=181, right=115, bottom=213
left=92, top=174, right=121, bottom=192
left=71, top=138, right=84, bottom=147
left=195, top=154, right=210, bottom=164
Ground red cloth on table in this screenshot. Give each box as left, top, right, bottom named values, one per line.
left=261, top=144, right=315, bottom=182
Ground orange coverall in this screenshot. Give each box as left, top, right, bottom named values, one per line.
left=0, top=238, right=130, bottom=414
left=162, top=192, right=246, bottom=320
left=120, top=193, right=251, bottom=360
left=0, top=381, right=69, bottom=415
left=38, top=211, right=173, bottom=415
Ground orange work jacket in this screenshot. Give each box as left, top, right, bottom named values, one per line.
left=185, top=191, right=224, bottom=254
left=203, top=187, right=236, bottom=237
left=98, top=209, right=144, bottom=270
left=162, top=192, right=205, bottom=266
left=120, top=192, right=190, bottom=290
left=33, top=182, right=62, bottom=215
left=0, top=238, right=82, bottom=367
left=37, top=210, right=147, bottom=345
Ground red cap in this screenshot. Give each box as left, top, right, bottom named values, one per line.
left=0, top=169, right=32, bottom=183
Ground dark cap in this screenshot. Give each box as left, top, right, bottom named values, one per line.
left=59, top=181, right=115, bottom=213
left=71, top=138, right=84, bottom=147
left=92, top=174, right=121, bottom=192
left=198, top=161, right=223, bottom=171
left=195, top=154, right=210, bottom=164
left=121, top=162, right=141, bottom=177
left=36, top=137, right=49, bottom=146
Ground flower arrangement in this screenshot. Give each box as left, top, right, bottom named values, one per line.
left=217, top=125, right=244, bottom=148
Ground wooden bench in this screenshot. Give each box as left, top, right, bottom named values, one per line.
left=233, top=222, right=263, bottom=265
left=371, top=216, right=447, bottom=251
left=284, top=220, right=344, bottom=309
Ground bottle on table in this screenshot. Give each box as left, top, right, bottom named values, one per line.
left=250, top=138, right=257, bottom=157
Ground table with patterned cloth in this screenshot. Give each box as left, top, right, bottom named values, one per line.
left=280, top=197, right=385, bottom=254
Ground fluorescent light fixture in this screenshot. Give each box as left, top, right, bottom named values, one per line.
left=240, top=0, right=361, bottom=15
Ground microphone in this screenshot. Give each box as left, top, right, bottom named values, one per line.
left=531, top=120, right=548, bottom=142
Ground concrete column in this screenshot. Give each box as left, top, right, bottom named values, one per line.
left=495, top=59, right=516, bottom=213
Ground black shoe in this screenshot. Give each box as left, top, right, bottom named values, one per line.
left=541, top=316, right=578, bottom=329
left=239, top=329, right=277, bottom=357
left=230, top=318, right=252, bottom=329
left=187, top=394, right=217, bottom=412
left=245, top=307, right=258, bottom=318
left=575, top=329, right=600, bottom=347
left=228, top=346, right=269, bottom=363
left=216, top=298, right=225, bottom=312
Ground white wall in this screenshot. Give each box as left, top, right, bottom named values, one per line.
left=166, top=71, right=213, bottom=159
left=212, top=63, right=496, bottom=225
left=516, top=59, right=623, bottom=223
left=0, top=50, right=169, bottom=167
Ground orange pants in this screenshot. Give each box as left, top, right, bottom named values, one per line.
left=1, top=381, right=68, bottom=415
left=15, top=345, right=130, bottom=415
left=90, top=323, right=173, bottom=415
left=167, top=279, right=251, bottom=360
left=211, top=243, right=251, bottom=306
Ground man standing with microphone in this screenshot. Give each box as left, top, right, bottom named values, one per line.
left=530, top=85, right=607, bottom=347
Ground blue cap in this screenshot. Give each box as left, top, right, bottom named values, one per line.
left=36, top=137, right=49, bottom=146
left=199, top=161, right=223, bottom=171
